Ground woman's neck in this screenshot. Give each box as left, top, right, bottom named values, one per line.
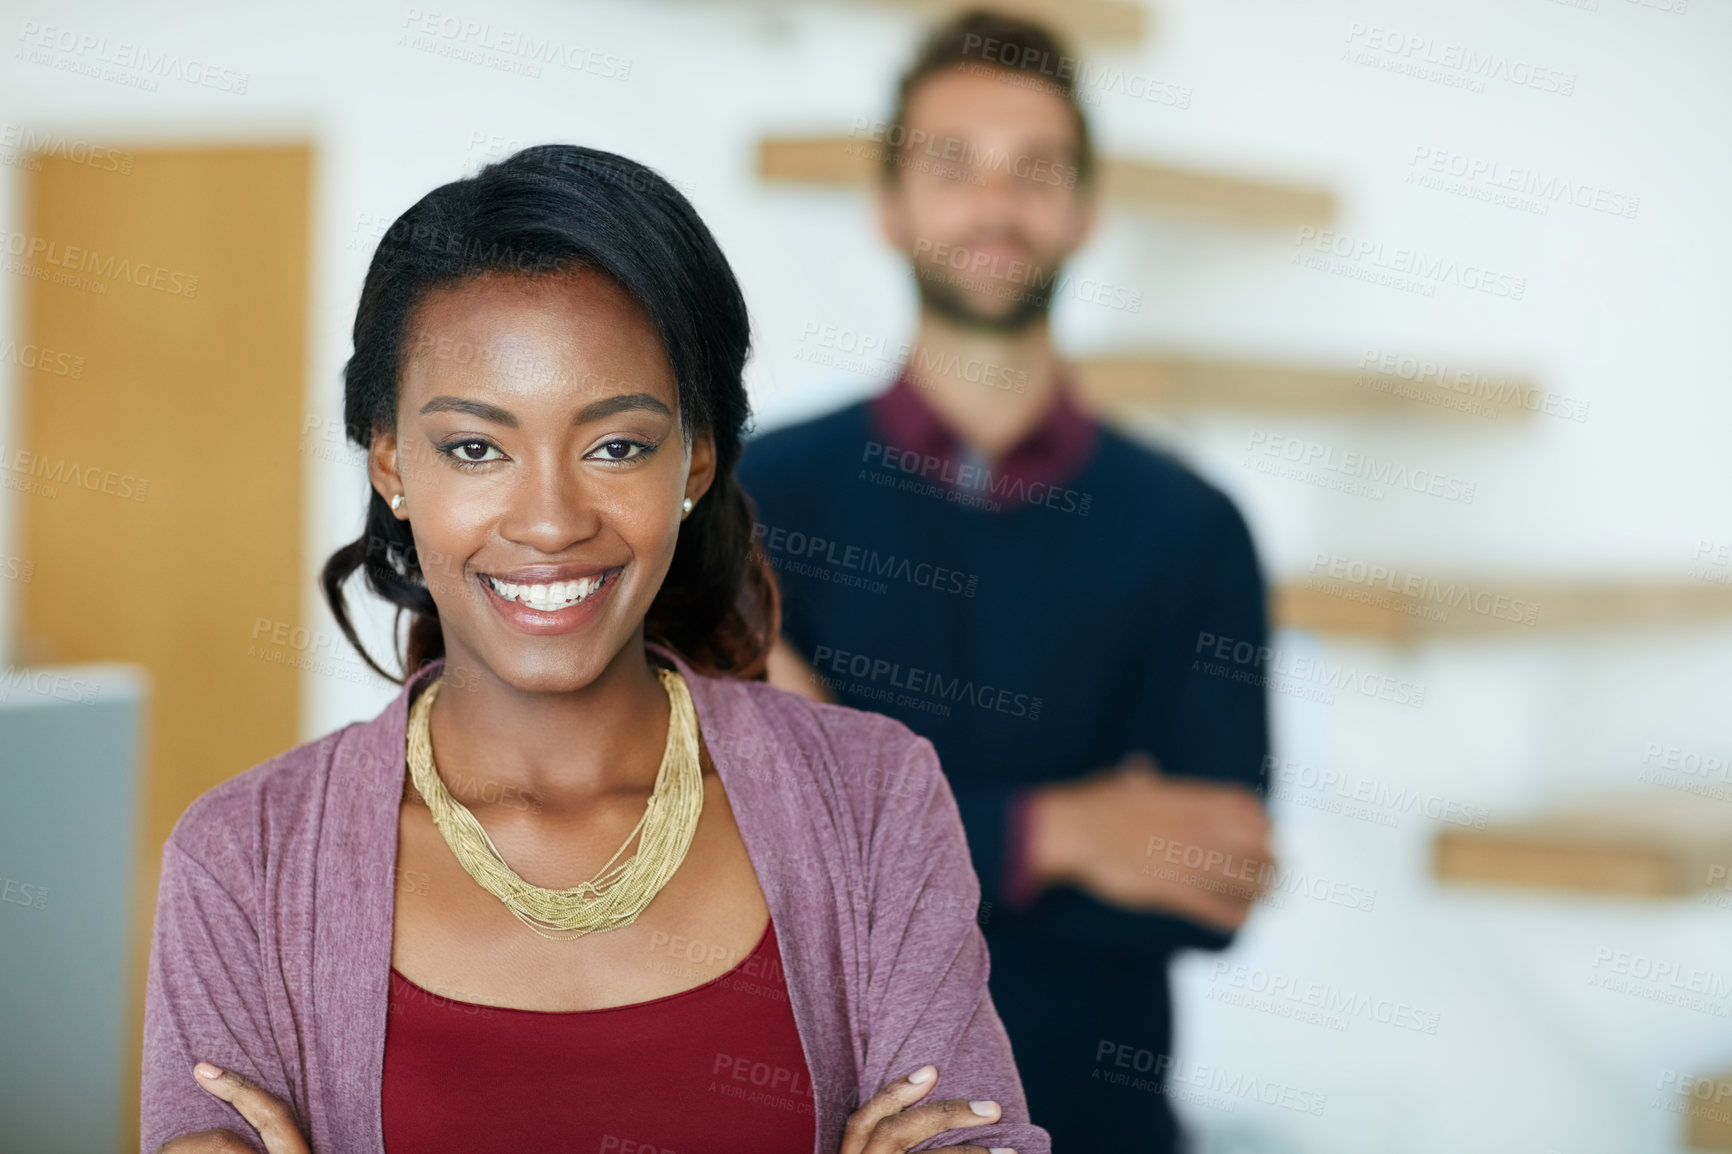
left=421, top=634, right=673, bottom=809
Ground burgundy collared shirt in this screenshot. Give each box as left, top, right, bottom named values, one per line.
left=870, top=366, right=1101, bottom=913
left=869, top=368, right=1099, bottom=502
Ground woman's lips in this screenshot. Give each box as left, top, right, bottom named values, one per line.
left=478, top=567, right=621, bottom=636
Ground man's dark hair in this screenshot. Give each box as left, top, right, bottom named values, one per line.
left=880, top=9, right=1095, bottom=188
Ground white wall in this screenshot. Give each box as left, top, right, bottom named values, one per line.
left=2, top=0, right=1728, bottom=1149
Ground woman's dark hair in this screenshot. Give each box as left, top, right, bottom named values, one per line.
left=320, top=144, right=778, bottom=683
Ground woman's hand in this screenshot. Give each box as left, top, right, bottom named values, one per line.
left=841, top=1065, right=1016, bottom=1154
left=156, top=1063, right=311, bottom=1154
left=167, top=1060, right=1017, bottom=1154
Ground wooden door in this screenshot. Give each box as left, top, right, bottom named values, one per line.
left=16, top=143, right=310, bottom=1151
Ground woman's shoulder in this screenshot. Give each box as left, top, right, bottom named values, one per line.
left=688, top=672, right=945, bottom=806
left=164, top=714, right=382, bottom=880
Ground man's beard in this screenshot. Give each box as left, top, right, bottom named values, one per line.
left=912, top=253, right=1055, bottom=334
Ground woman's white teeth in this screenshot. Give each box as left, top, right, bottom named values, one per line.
left=488, top=574, right=604, bottom=610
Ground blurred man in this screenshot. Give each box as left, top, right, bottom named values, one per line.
left=738, top=11, right=1273, bottom=1148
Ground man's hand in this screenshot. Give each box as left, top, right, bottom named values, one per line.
left=1024, top=754, right=1274, bottom=930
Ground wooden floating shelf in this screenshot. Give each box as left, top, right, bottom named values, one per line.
left=1077, top=355, right=1538, bottom=421
left=757, top=134, right=1335, bottom=227
left=1433, top=794, right=1732, bottom=899
left=1275, top=582, right=1732, bottom=642
left=874, top=0, right=1148, bottom=43
left=1097, top=159, right=1334, bottom=227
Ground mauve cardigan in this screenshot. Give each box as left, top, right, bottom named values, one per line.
left=141, top=644, right=1049, bottom=1154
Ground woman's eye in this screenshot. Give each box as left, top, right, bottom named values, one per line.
left=590, top=439, right=650, bottom=462
left=443, top=439, right=504, bottom=464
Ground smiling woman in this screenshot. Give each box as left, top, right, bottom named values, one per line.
left=323, top=145, right=767, bottom=686
left=138, top=145, right=1049, bottom=1154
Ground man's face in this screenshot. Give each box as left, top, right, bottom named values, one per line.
left=878, top=64, right=1096, bottom=332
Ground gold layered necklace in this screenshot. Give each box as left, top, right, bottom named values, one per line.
left=404, top=666, right=704, bottom=941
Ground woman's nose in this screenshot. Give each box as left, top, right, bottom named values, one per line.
left=498, top=459, right=602, bottom=553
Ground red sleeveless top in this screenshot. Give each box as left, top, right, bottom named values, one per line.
left=381, top=916, right=816, bottom=1152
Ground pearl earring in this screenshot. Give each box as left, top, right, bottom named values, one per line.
left=681, top=497, right=694, bottom=517
left=391, top=494, right=405, bottom=511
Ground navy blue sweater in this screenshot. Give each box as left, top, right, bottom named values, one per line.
left=737, top=398, right=1270, bottom=1147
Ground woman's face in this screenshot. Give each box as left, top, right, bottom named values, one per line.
left=368, top=269, right=715, bottom=693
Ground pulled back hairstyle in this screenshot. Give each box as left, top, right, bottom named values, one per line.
left=321, top=144, right=777, bottom=683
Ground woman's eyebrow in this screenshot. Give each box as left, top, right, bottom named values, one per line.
left=420, top=396, right=517, bottom=426
left=575, top=393, right=673, bottom=423
left=418, top=393, right=672, bottom=426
